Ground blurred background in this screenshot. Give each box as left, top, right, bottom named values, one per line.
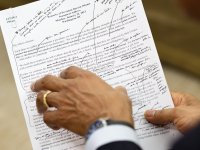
left=0, top=0, right=200, bottom=149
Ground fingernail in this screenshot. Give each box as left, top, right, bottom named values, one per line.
left=145, top=110, right=156, bottom=118
left=31, top=82, right=35, bottom=91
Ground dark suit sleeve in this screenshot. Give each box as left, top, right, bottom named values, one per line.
left=97, top=124, right=200, bottom=150
left=171, top=124, right=200, bottom=150
left=97, top=141, right=142, bottom=150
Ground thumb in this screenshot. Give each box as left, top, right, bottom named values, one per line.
left=144, top=109, right=175, bottom=125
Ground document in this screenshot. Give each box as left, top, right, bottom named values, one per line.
left=0, top=0, right=180, bottom=149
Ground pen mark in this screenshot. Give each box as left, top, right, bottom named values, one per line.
left=124, top=67, right=142, bottom=93
left=78, top=7, right=111, bottom=42
left=92, top=1, right=98, bottom=66
left=120, top=1, right=137, bottom=25
left=134, top=104, right=147, bottom=115
left=80, top=52, right=90, bottom=67
left=37, top=29, right=69, bottom=53
left=109, top=38, right=128, bottom=70
left=16, top=0, right=67, bottom=37
left=8, top=8, right=17, bottom=28
left=162, top=105, right=170, bottom=109
left=113, top=38, right=128, bottom=59
left=109, top=1, right=120, bottom=36
left=151, top=102, right=159, bottom=110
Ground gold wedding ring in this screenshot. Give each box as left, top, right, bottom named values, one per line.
left=43, top=91, right=52, bottom=108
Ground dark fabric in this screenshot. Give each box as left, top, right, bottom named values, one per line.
left=97, top=124, right=200, bottom=150
left=97, top=141, right=142, bottom=150
left=171, top=124, right=200, bottom=150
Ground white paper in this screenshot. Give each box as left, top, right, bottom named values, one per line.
left=0, top=0, right=180, bottom=150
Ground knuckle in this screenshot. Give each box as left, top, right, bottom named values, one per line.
left=88, top=71, right=96, bottom=76
left=43, top=75, right=52, bottom=81
left=36, top=92, right=47, bottom=113
left=43, top=113, right=49, bottom=124
left=77, top=70, right=90, bottom=79
left=63, top=80, right=77, bottom=89
left=36, top=93, right=43, bottom=107
left=172, top=108, right=178, bottom=117
left=155, top=110, right=165, bottom=124
left=66, top=66, right=77, bottom=74
left=155, top=110, right=163, bottom=119
left=41, top=75, right=52, bottom=86
left=37, top=91, right=44, bottom=100
left=83, top=72, right=92, bottom=78
left=65, top=66, right=85, bottom=78
left=84, top=71, right=96, bottom=79
left=120, top=86, right=128, bottom=94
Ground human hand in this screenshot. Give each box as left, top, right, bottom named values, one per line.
left=31, top=66, right=133, bottom=136
left=145, top=92, right=200, bottom=133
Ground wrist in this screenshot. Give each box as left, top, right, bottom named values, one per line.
left=109, top=113, right=134, bottom=128
left=85, top=124, right=140, bottom=150
left=86, top=118, right=134, bottom=140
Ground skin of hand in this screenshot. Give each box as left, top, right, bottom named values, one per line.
left=31, top=66, right=133, bottom=136
left=145, top=92, right=200, bottom=133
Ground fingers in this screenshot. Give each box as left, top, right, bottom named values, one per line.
left=171, top=92, right=184, bottom=106
left=144, top=108, right=175, bottom=125
left=171, top=92, right=200, bottom=107
left=43, top=111, right=61, bottom=130
left=60, top=66, right=88, bottom=79
left=31, top=75, right=67, bottom=92
left=115, top=86, right=132, bottom=106
left=36, top=91, right=61, bottom=113
left=115, top=86, right=128, bottom=95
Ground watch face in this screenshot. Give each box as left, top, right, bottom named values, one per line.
left=94, top=120, right=104, bottom=129
left=86, top=120, right=106, bottom=140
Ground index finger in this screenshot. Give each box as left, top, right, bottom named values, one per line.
left=31, top=75, right=67, bottom=92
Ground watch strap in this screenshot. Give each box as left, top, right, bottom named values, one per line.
left=86, top=119, right=134, bottom=140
